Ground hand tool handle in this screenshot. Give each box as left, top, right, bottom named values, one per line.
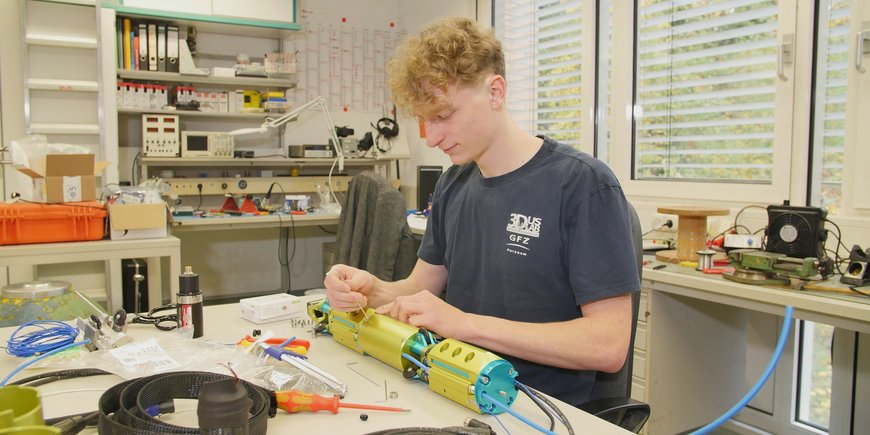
left=275, top=390, right=339, bottom=414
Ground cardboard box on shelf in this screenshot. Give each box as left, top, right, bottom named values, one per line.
left=109, top=202, right=168, bottom=240
left=13, top=154, right=110, bottom=203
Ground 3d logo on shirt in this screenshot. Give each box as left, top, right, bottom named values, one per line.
left=505, top=213, right=541, bottom=256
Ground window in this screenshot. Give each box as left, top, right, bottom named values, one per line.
left=494, top=0, right=589, bottom=150
left=810, top=0, right=850, bottom=214
left=635, top=1, right=779, bottom=182
left=796, top=321, right=834, bottom=431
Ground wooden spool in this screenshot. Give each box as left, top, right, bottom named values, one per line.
left=655, top=206, right=729, bottom=263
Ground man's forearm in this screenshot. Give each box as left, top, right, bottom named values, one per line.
left=368, top=259, right=448, bottom=308
left=457, top=295, right=632, bottom=373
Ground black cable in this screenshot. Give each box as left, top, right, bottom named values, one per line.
left=515, top=382, right=575, bottom=435
left=823, top=218, right=851, bottom=273
left=516, top=382, right=555, bottom=431
left=848, top=283, right=870, bottom=297
left=318, top=225, right=336, bottom=235
left=9, top=369, right=111, bottom=434
left=194, top=183, right=203, bottom=212
left=269, top=183, right=297, bottom=292
left=9, top=368, right=111, bottom=387
left=132, top=152, right=141, bottom=186
left=48, top=410, right=100, bottom=435
left=11, top=198, right=106, bottom=210
left=642, top=219, right=672, bottom=237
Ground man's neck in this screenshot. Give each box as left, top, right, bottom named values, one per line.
left=477, top=123, right=543, bottom=178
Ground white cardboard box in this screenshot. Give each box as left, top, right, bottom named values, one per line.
left=239, top=293, right=305, bottom=324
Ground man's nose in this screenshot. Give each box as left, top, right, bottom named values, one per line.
left=424, top=121, right=442, bottom=148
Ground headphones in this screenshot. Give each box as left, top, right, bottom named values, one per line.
left=373, top=117, right=399, bottom=139
left=369, top=117, right=399, bottom=153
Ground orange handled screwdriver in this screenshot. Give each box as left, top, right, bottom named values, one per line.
left=274, top=390, right=410, bottom=414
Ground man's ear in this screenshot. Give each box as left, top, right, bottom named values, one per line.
left=489, top=75, right=506, bottom=107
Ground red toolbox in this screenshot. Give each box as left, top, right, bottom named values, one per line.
left=0, top=201, right=106, bottom=245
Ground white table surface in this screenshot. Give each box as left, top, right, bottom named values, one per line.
left=0, top=301, right=630, bottom=434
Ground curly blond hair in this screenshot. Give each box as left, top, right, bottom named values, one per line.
left=387, top=17, right=504, bottom=117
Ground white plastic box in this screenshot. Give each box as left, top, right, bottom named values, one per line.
left=239, top=293, right=305, bottom=324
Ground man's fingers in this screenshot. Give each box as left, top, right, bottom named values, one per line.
left=375, top=302, right=393, bottom=315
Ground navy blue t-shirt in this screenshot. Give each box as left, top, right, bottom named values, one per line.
left=417, top=137, right=639, bottom=406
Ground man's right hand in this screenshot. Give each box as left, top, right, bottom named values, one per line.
left=323, top=264, right=376, bottom=312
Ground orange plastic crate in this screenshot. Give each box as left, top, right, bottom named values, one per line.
left=0, top=201, right=107, bottom=245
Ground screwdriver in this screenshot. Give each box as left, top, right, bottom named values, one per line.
left=274, top=390, right=410, bottom=414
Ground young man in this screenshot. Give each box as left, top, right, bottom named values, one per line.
left=324, top=16, right=639, bottom=407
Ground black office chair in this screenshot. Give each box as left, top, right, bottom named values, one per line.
left=577, top=202, right=651, bottom=433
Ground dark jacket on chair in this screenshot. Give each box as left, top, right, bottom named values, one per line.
left=335, top=171, right=416, bottom=281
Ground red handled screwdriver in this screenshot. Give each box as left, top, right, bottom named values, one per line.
left=274, top=390, right=410, bottom=414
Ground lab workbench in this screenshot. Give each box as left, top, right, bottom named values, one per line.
left=0, top=302, right=631, bottom=434
left=170, top=211, right=340, bottom=232
left=638, top=260, right=869, bottom=434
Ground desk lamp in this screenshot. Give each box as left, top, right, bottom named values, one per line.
left=228, top=96, right=343, bottom=172
left=228, top=96, right=343, bottom=212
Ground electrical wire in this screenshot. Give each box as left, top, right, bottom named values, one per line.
left=131, top=152, right=142, bottom=186
left=5, top=320, right=79, bottom=357
left=268, top=182, right=297, bottom=292
left=515, top=381, right=574, bottom=435
left=491, top=413, right=511, bottom=435
left=689, top=305, right=794, bottom=435
left=480, top=391, right=556, bottom=435
left=401, top=352, right=429, bottom=373
left=642, top=220, right=672, bottom=237
left=823, top=217, right=851, bottom=275
left=515, top=382, right=555, bottom=432
left=848, top=283, right=870, bottom=297
left=1, top=339, right=91, bottom=386
left=9, top=368, right=110, bottom=387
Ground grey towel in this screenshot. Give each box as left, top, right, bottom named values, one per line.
left=335, top=171, right=416, bottom=281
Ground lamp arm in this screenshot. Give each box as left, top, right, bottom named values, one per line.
left=317, top=98, right=344, bottom=172
left=228, top=96, right=344, bottom=172
left=261, top=96, right=325, bottom=129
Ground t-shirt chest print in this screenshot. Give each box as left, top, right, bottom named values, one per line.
left=505, top=212, right=541, bottom=257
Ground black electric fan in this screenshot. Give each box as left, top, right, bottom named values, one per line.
left=765, top=204, right=827, bottom=259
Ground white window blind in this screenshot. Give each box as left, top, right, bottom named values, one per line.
left=635, top=0, right=779, bottom=182
left=495, top=0, right=584, bottom=147
left=811, top=0, right=850, bottom=213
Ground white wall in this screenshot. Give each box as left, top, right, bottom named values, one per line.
left=161, top=0, right=473, bottom=300
left=393, top=2, right=472, bottom=205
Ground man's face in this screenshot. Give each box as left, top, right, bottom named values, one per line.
left=418, top=79, right=495, bottom=166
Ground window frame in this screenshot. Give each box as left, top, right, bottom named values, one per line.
left=609, top=0, right=805, bottom=205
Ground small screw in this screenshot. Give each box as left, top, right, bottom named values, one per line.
left=360, top=413, right=368, bottom=421
left=252, top=329, right=261, bottom=337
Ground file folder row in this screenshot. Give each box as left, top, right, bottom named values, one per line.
left=118, top=17, right=180, bottom=72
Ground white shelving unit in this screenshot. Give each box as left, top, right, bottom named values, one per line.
left=104, top=8, right=401, bottom=203
left=21, top=0, right=103, bottom=142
